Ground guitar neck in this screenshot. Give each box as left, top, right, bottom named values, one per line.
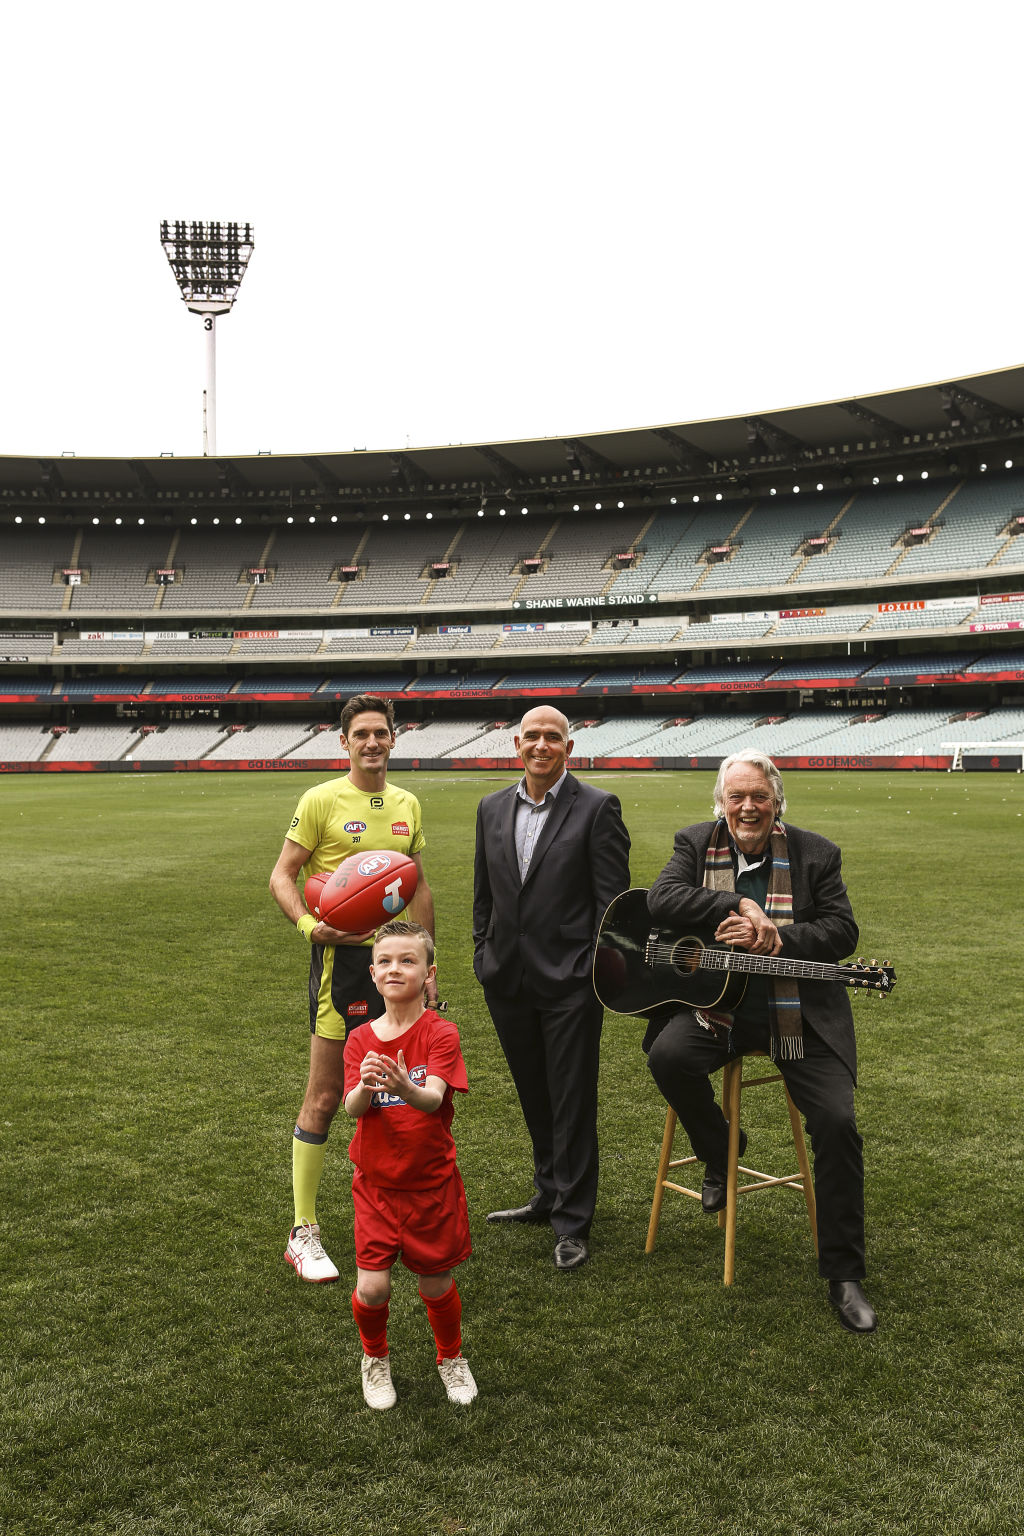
left=698, top=948, right=842, bottom=984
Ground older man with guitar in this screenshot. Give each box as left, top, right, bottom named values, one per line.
left=612, top=749, right=880, bottom=1333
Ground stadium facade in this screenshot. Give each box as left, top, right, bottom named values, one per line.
left=2, top=364, right=1024, bottom=773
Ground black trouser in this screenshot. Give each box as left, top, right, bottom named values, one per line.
left=485, top=984, right=602, bottom=1239
left=646, top=1010, right=866, bottom=1280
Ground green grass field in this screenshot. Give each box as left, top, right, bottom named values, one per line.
left=1, top=768, right=1022, bottom=1535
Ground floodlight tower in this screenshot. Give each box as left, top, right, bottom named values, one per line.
left=160, top=219, right=254, bottom=456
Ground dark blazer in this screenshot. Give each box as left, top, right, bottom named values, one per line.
left=473, top=773, right=631, bottom=998
left=647, top=820, right=860, bottom=1078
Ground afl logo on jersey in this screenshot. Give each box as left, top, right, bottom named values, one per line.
left=344, top=820, right=368, bottom=834
left=357, top=853, right=393, bottom=877
left=391, top=821, right=410, bottom=836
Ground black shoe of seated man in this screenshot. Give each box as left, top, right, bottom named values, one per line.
left=828, top=1280, right=878, bottom=1334
left=553, top=1236, right=589, bottom=1271
left=701, top=1126, right=748, bottom=1214
left=486, top=1197, right=553, bottom=1224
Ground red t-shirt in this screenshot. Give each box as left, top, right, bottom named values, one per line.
left=343, top=1009, right=468, bottom=1189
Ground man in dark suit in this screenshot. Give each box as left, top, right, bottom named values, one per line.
left=644, top=749, right=877, bottom=1332
left=473, top=705, right=631, bottom=1270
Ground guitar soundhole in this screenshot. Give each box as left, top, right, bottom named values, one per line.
left=671, top=938, right=702, bottom=975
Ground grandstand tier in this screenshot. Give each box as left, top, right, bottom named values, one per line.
left=4, top=367, right=1024, bottom=771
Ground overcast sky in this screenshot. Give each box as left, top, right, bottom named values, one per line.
left=2, top=1, right=1020, bottom=462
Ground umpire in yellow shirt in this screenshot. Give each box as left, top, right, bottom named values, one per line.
left=269, top=694, right=435, bottom=1283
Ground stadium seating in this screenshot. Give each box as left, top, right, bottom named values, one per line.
left=46, top=723, right=141, bottom=761
left=626, top=506, right=736, bottom=594
left=157, top=528, right=271, bottom=611
left=698, top=496, right=850, bottom=594
left=69, top=528, right=173, bottom=612
left=283, top=726, right=345, bottom=759
left=6, top=703, right=1022, bottom=764
left=0, top=633, right=57, bottom=656
left=390, top=720, right=491, bottom=759
left=204, top=722, right=321, bottom=758
left=964, top=647, right=1024, bottom=671
left=406, top=671, right=502, bottom=692
left=858, top=652, right=975, bottom=680
left=492, top=668, right=595, bottom=690
left=511, top=512, right=650, bottom=603
left=127, top=723, right=231, bottom=759
left=0, top=723, right=54, bottom=759
left=0, top=530, right=77, bottom=612
left=59, top=636, right=146, bottom=658
left=498, top=624, right=591, bottom=650
left=579, top=664, right=681, bottom=688
left=147, top=635, right=236, bottom=656
left=247, top=525, right=354, bottom=611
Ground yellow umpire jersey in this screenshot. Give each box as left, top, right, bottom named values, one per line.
left=286, top=776, right=426, bottom=1037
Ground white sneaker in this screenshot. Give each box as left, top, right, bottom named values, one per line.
left=361, top=1353, right=397, bottom=1410
left=437, top=1355, right=478, bottom=1405
left=284, top=1221, right=339, bottom=1283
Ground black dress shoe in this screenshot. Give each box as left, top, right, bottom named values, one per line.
left=486, top=1199, right=553, bottom=1224
left=701, top=1127, right=748, bottom=1213
left=828, top=1280, right=878, bottom=1333
left=553, top=1236, right=589, bottom=1270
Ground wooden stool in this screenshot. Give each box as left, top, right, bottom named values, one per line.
left=645, top=1054, right=818, bottom=1284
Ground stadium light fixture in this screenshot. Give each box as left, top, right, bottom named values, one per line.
left=160, top=219, right=255, bottom=456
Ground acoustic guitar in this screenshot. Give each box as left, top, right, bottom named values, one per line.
left=593, top=889, right=897, bottom=1016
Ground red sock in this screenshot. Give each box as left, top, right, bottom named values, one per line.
left=352, top=1291, right=389, bottom=1357
left=420, top=1281, right=462, bottom=1362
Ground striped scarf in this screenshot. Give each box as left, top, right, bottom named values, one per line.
left=702, top=818, right=804, bottom=1060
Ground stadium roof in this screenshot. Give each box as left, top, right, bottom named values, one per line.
left=3, top=363, right=1024, bottom=519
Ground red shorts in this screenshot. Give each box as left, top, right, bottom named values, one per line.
left=352, top=1166, right=472, bottom=1276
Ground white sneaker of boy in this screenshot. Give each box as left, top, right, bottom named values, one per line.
left=437, top=1355, right=478, bottom=1405
left=361, top=1353, right=397, bottom=1410
left=284, top=1221, right=339, bottom=1283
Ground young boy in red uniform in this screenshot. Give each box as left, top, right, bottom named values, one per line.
left=343, top=919, right=476, bottom=1409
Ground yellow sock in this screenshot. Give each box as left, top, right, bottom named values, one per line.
left=292, top=1127, right=328, bottom=1228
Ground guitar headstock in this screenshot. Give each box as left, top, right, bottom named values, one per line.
left=843, top=958, right=897, bottom=994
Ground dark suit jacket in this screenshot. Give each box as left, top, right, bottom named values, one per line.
left=473, top=773, right=631, bottom=999
left=647, top=820, right=860, bottom=1078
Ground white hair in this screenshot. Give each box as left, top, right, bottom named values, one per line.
left=713, top=749, right=787, bottom=818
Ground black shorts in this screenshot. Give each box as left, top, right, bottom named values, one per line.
left=308, top=943, right=386, bottom=1039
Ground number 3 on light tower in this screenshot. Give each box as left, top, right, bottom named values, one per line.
left=383, top=876, right=405, bottom=914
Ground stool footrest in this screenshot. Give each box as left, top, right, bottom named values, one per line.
left=732, top=1167, right=806, bottom=1194
left=646, top=1053, right=819, bottom=1281
left=661, top=1181, right=704, bottom=1200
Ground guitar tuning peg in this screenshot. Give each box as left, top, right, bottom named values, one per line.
left=871, top=957, right=877, bottom=967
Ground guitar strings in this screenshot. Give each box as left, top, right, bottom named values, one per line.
left=643, top=941, right=836, bottom=979
left=641, top=941, right=887, bottom=988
